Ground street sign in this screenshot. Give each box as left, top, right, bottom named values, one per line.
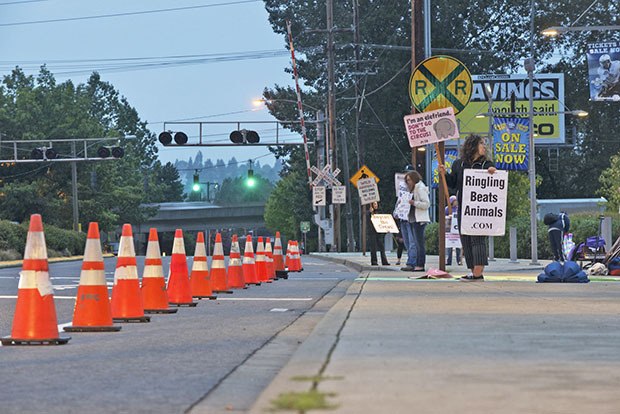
left=350, top=165, right=379, bottom=189
left=409, top=55, right=472, bottom=114
left=357, top=177, right=380, bottom=205
left=312, top=186, right=326, bottom=206
left=300, top=221, right=311, bottom=233
left=332, top=185, right=346, bottom=204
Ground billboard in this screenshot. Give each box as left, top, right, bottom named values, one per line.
left=586, top=41, right=620, bottom=102
left=456, top=74, right=565, bottom=145
left=492, top=117, right=530, bottom=171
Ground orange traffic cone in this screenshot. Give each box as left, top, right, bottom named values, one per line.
left=190, top=232, right=216, bottom=300
left=168, top=229, right=197, bottom=307
left=211, top=232, right=233, bottom=294
left=255, top=237, right=270, bottom=283
left=142, top=228, right=177, bottom=314
left=243, top=235, right=260, bottom=286
left=2, top=214, right=70, bottom=345
left=227, top=235, right=246, bottom=289
left=65, top=222, right=121, bottom=332
left=285, top=240, right=294, bottom=271
left=265, top=237, right=275, bottom=281
left=111, top=224, right=150, bottom=323
left=294, top=241, right=303, bottom=271
left=273, top=232, right=288, bottom=279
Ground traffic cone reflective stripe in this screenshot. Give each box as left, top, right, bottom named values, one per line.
left=227, top=235, right=246, bottom=289
left=65, top=222, right=121, bottom=332
left=265, top=237, right=275, bottom=280
left=167, top=229, right=197, bottom=307
left=142, top=228, right=177, bottom=314
left=2, top=214, right=70, bottom=345
left=255, top=237, right=270, bottom=283
left=111, top=224, right=150, bottom=322
left=273, top=232, right=285, bottom=272
left=190, top=232, right=216, bottom=299
left=243, top=235, right=260, bottom=286
left=212, top=232, right=232, bottom=294
left=285, top=241, right=293, bottom=270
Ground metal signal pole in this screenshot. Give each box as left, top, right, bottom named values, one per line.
left=327, top=0, right=340, bottom=251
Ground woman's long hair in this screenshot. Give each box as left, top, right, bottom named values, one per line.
left=460, top=134, right=491, bottom=164
left=405, top=170, right=422, bottom=190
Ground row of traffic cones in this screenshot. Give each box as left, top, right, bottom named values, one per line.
left=1, top=215, right=300, bottom=346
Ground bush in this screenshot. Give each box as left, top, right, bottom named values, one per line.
left=425, top=212, right=620, bottom=260
left=0, top=249, right=22, bottom=261
left=0, top=220, right=86, bottom=261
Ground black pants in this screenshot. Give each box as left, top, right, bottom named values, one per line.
left=369, top=233, right=389, bottom=265
left=460, top=234, right=488, bottom=268
left=548, top=229, right=564, bottom=261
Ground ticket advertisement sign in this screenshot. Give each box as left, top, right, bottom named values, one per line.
left=460, top=170, right=508, bottom=236
left=492, top=117, right=529, bottom=171
left=586, top=41, right=620, bottom=102
left=403, top=107, right=460, bottom=148
left=456, top=74, right=565, bottom=145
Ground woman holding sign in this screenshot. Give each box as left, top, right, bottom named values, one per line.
left=439, top=134, right=496, bottom=282
left=405, top=171, right=431, bottom=272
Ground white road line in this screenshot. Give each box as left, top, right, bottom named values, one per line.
left=217, top=297, right=313, bottom=301
left=0, top=295, right=76, bottom=300
left=290, top=277, right=341, bottom=280
left=270, top=308, right=289, bottom=312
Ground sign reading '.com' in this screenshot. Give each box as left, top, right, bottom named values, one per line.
left=460, top=170, right=508, bottom=236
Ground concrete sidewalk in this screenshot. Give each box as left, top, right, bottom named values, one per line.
left=250, top=253, right=620, bottom=413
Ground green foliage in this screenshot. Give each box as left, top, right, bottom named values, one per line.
left=0, top=67, right=184, bottom=231
left=0, top=219, right=85, bottom=259
left=0, top=220, right=28, bottom=254
left=598, top=153, right=620, bottom=212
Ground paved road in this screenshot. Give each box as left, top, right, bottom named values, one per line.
left=0, top=256, right=357, bottom=414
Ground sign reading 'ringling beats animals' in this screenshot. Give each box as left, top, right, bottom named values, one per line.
left=403, top=106, right=460, bottom=148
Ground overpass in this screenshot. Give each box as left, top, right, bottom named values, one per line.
left=130, top=201, right=266, bottom=254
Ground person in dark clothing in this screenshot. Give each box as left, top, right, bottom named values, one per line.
left=545, top=212, right=570, bottom=261
left=439, top=134, right=496, bottom=281
left=368, top=201, right=390, bottom=266
left=393, top=233, right=405, bottom=266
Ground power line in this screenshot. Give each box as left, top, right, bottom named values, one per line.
left=0, top=0, right=48, bottom=5
left=0, top=0, right=261, bottom=27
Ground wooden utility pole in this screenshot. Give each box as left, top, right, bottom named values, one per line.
left=327, top=0, right=340, bottom=251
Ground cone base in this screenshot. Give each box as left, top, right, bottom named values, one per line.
left=1, top=336, right=71, bottom=346
left=246, top=283, right=261, bottom=286
left=145, top=308, right=178, bottom=314
left=64, top=325, right=121, bottom=332
left=194, top=295, right=217, bottom=300
left=213, top=290, right=234, bottom=294
left=170, top=302, right=198, bottom=307
left=113, top=316, right=151, bottom=323
left=276, top=270, right=289, bottom=279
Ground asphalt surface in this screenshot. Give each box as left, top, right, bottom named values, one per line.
left=0, top=256, right=357, bottom=414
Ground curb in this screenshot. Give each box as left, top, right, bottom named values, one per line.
left=0, top=254, right=115, bottom=269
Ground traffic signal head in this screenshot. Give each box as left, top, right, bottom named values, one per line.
left=192, top=173, right=200, bottom=192
left=246, top=168, right=256, bottom=187
left=158, top=131, right=188, bottom=145
left=97, top=146, right=124, bottom=158
left=230, top=129, right=260, bottom=144
left=31, top=146, right=58, bottom=160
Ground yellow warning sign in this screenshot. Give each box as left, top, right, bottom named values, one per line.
left=350, top=165, right=379, bottom=189
left=409, top=55, right=472, bottom=114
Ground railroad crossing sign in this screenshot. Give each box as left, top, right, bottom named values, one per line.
left=311, top=164, right=341, bottom=188
left=409, top=55, right=473, bottom=114
left=350, top=165, right=379, bottom=189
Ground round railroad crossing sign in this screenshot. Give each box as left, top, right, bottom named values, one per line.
left=409, top=55, right=473, bottom=114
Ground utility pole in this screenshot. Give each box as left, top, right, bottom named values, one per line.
left=352, top=0, right=362, bottom=253
left=327, top=0, right=340, bottom=251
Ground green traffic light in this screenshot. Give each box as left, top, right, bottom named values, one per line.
left=192, top=183, right=201, bottom=192
left=246, top=177, right=256, bottom=187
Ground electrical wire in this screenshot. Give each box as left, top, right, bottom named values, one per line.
left=0, top=0, right=261, bottom=27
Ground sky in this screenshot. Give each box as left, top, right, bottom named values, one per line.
left=0, top=0, right=297, bottom=167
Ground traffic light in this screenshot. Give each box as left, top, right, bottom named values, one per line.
left=158, top=131, right=188, bottom=146
left=192, top=173, right=201, bottom=192
left=97, top=146, right=124, bottom=158
left=31, top=147, right=58, bottom=160
left=246, top=167, right=256, bottom=188
left=230, top=129, right=260, bottom=144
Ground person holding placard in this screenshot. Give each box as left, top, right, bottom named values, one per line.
left=405, top=171, right=430, bottom=272
left=445, top=195, right=462, bottom=266
left=439, top=134, right=496, bottom=282
left=368, top=201, right=390, bottom=266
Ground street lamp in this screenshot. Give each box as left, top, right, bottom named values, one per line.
left=542, top=25, right=620, bottom=37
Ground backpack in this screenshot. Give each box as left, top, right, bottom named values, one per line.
left=543, top=213, right=559, bottom=225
